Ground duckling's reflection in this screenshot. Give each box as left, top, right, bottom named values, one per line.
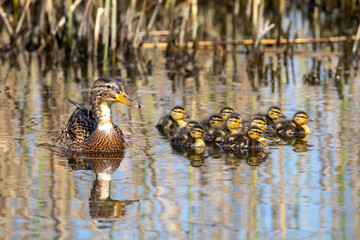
left=171, top=146, right=207, bottom=167
left=277, top=134, right=313, bottom=152
left=63, top=151, right=138, bottom=221
left=224, top=149, right=270, bottom=167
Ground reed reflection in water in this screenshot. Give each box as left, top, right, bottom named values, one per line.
left=0, top=51, right=359, bottom=239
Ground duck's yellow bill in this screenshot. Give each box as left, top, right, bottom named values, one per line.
left=116, top=92, right=141, bottom=108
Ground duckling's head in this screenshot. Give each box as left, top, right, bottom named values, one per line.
left=247, top=126, right=263, bottom=141
left=225, top=113, right=243, bottom=132
left=293, top=111, right=313, bottom=125
left=220, top=107, right=235, bottom=121
left=90, top=76, right=141, bottom=108
left=267, top=106, right=286, bottom=121
left=209, top=114, right=224, bottom=127
left=185, top=121, right=200, bottom=132
left=189, top=125, right=205, bottom=139
left=170, top=106, right=190, bottom=121
left=249, top=117, right=267, bottom=130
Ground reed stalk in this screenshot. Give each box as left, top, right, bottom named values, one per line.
left=179, top=0, right=192, bottom=48
left=351, top=23, right=360, bottom=57
left=15, top=0, right=32, bottom=35
left=67, top=0, right=73, bottom=48
left=103, top=0, right=111, bottom=71
left=110, top=0, right=117, bottom=58
left=94, top=8, right=104, bottom=57
left=191, top=0, right=198, bottom=41
left=0, top=7, right=14, bottom=36
left=139, top=0, right=162, bottom=49
left=133, top=0, right=147, bottom=46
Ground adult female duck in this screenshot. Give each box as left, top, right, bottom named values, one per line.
left=61, top=76, right=141, bottom=152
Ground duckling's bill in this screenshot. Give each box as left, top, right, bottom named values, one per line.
left=116, top=92, right=141, bottom=108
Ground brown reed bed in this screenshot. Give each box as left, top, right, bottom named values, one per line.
left=0, top=0, right=359, bottom=69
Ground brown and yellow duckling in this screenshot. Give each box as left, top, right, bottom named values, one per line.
left=201, top=114, right=224, bottom=131
left=170, top=125, right=206, bottom=148
left=201, top=114, right=224, bottom=142
left=222, top=126, right=267, bottom=150
left=274, top=111, right=314, bottom=136
left=204, top=113, right=243, bottom=143
left=255, top=106, right=287, bottom=127
left=220, top=106, right=235, bottom=121
left=156, top=106, right=190, bottom=135
left=171, top=121, right=199, bottom=142
left=222, top=113, right=244, bottom=135
left=60, top=76, right=141, bottom=152
left=241, top=116, right=271, bottom=142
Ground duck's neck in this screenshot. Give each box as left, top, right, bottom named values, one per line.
left=300, top=124, right=311, bottom=133
left=92, top=101, right=114, bottom=131
left=176, top=119, right=187, bottom=128
left=194, top=138, right=205, bottom=147
left=229, top=128, right=239, bottom=134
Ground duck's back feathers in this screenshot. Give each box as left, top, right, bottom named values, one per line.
left=155, top=115, right=178, bottom=133
left=61, top=99, right=97, bottom=147
left=274, top=119, right=301, bottom=136
left=222, top=134, right=250, bottom=150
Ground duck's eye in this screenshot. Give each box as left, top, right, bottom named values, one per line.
left=106, top=85, right=111, bottom=89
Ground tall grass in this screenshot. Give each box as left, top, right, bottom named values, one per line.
left=0, top=0, right=359, bottom=64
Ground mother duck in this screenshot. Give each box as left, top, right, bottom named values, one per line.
left=61, top=76, right=141, bottom=152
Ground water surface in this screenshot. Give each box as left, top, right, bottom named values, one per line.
left=0, top=50, right=359, bottom=239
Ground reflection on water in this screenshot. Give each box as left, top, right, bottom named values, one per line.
left=64, top=151, right=138, bottom=222
left=0, top=50, right=359, bottom=239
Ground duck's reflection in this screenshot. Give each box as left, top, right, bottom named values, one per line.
left=171, top=146, right=207, bottom=167
left=276, top=134, right=313, bottom=152
left=62, top=151, right=138, bottom=221
left=224, top=149, right=270, bottom=167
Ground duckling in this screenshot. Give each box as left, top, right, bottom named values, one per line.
left=222, top=113, right=243, bottom=135
left=220, top=106, right=235, bottom=121
left=171, top=125, right=206, bottom=148
left=156, top=106, right=190, bottom=135
left=60, top=76, right=141, bottom=152
left=201, top=114, right=224, bottom=132
left=255, top=106, right=287, bottom=127
left=171, top=121, right=199, bottom=142
left=222, top=126, right=267, bottom=150
left=201, top=114, right=224, bottom=142
left=241, top=116, right=271, bottom=142
left=274, top=111, right=313, bottom=136
left=205, top=113, right=243, bottom=143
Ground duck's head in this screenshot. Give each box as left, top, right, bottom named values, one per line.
left=220, top=107, right=235, bottom=121
left=225, top=113, right=243, bottom=132
left=293, top=111, right=313, bottom=125
left=209, top=114, right=224, bottom=127
left=185, top=121, right=200, bottom=132
left=189, top=125, right=205, bottom=139
left=247, top=126, right=263, bottom=141
left=250, top=117, right=270, bottom=130
left=170, top=106, right=190, bottom=121
left=267, top=106, right=286, bottom=121
left=90, top=76, right=141, bottom=108
left=90, top=76, right=140, bottom=125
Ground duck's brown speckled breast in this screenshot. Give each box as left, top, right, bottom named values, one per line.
left=81, top=128, right=125, bottom=151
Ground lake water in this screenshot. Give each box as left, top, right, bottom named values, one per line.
left=0, top=49, right=359, bottom=239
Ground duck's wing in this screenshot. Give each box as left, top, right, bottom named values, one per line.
left=61, top=99, right=97, bottom=147
left=274, top=119, right=296, bottom=135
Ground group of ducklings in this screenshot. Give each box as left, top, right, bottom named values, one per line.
left=156, top=105, right=314, bottom=151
